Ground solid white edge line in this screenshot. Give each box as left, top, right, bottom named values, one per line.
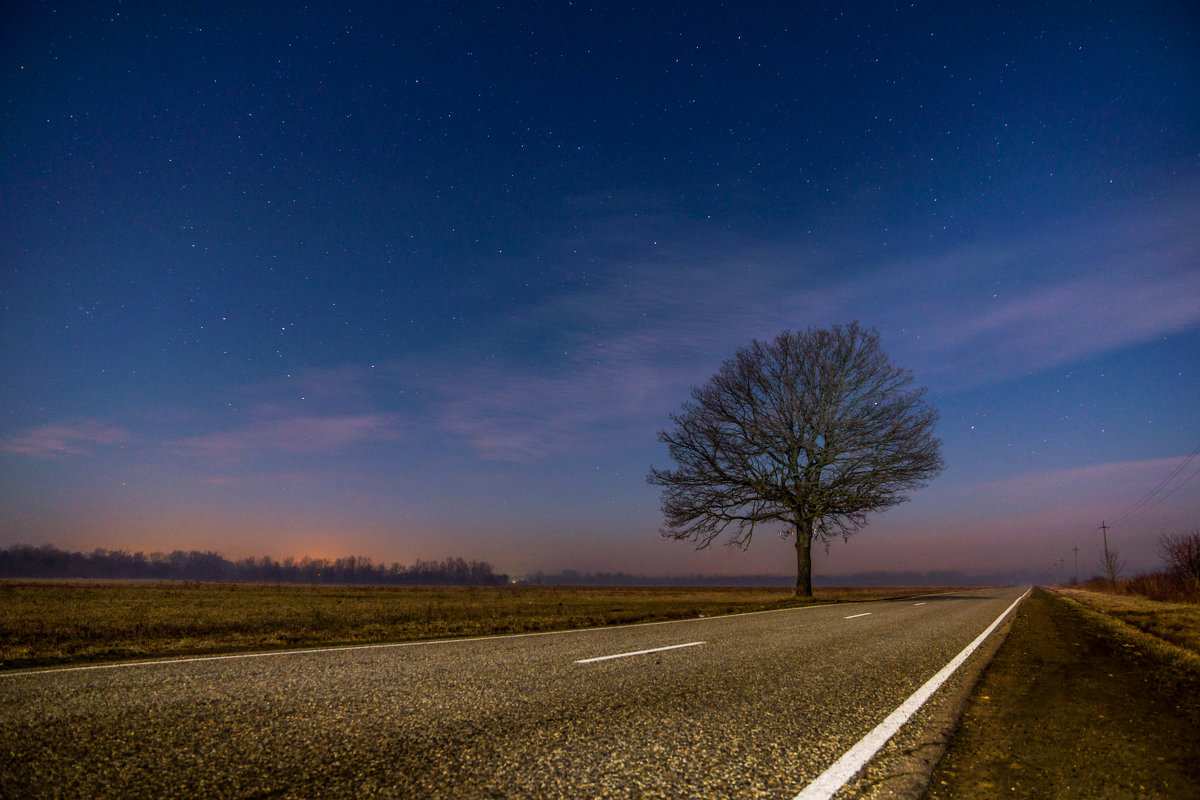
left=574, top=641, right=706, bottom=664
left=792, top=587, right=1031, bottom=800
left=843, top=612, right=872, bottom=619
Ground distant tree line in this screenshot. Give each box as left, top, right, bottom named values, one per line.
left=0, top=544, right=508, bottom=586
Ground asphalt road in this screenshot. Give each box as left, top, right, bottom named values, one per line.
left=0, top=586, right=1027, bottom=799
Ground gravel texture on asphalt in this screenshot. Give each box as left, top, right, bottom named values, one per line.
left=0, top=586, right=1027, bottom=799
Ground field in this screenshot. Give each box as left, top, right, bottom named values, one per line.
left=0, top=581, right=942, bottom=671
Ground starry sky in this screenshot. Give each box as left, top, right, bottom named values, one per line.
left=2, top=1, right=1198, bottom=583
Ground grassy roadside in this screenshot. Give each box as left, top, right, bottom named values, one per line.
left=1056, top=587, right=1200, bottom=658
left=0, top=580, right=943, bottom=671
left=924, top=587, right=1200, bottom=799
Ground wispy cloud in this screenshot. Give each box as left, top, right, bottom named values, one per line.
left=880, top=218, right=1200, bottom=388
left=11, top=192, right=1190, bottom=475
left=0, top=420, right=130, bottom=458
left=409, top=241, right=838, bottom=462
left=388, top=187, right=1200, bottom=462
left=931, top=455, right=1200, bottom=522
left=174, top=413, right=403, bottom=460
left=201, top=472, right=319, bottom=486
left=2, top=407, right=403, bottom=466
left=430, top=360, right=685, bottom=462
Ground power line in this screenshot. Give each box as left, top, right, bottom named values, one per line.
left=1071, top=445, right=1199, bottom=583
left=1136, top=458, right=1200, bottom=515
left=1110, top=443, right=1200, bottom=524
left=1108, top=442, right=1200, bottom=526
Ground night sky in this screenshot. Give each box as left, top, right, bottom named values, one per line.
left=3, top=1, right=1198, bottom=582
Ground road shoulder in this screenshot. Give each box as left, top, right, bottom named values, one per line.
left=922, top=587, right=1200, bottom=799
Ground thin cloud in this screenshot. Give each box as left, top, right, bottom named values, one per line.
left=0, top=420, right=130, bottom=459
left=910, top=272, right=1196, bottom=388
left=417, top=241, right=859, bottom=463
left=174, top=413, right=403, bottom=460
left=431, top=361, right=681, bottom=462
left=509, top=191, right=1198, bottom=416
left=72, top=190, right=1188, bottom=471
left=391, top=187, right=1199, bottom=465
left=931, top=455, right=1200, bottom=520
left=202, top=472, right=319, bottom=486
left=873, top=193, right=1200, bottom=389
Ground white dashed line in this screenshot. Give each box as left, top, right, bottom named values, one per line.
left=575, top=641, right=706, bottom=664
left=2, top=605, right=840, bottom=678
left=843, top=612, right=872, bottom=619
left=914, top=602, right=926, bottom=606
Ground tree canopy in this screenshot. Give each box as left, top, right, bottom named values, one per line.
left=648, top=322, right=944, bottom=596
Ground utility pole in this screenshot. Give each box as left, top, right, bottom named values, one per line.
left=1100, top=520, right=1113, bottom=590
left=1073, top=545, right=1079, bottom=584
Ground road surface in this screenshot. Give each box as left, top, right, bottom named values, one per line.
left=0, top=586, right=1027, bottom=798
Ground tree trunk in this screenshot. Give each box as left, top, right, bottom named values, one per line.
left=794, top=518, right=814, bottom=597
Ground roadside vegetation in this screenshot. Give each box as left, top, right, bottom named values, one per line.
left=1076, top=528, right=1200, bottom=603
left=1051, top=525, right=1200, bottom=657
left=0, top=581, right=942, bottom=671
left=1061, top=528, right=1200, bottom=656
left=1056, top=588, right=1200, bottom=658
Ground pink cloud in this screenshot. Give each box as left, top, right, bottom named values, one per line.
left=1, top=420, right=130, bottom=459
left=432, top=360, right=682, bottom=462
left=201, top=472, right=320, bottom=486
left=871, top=194, right=1200, bottom=388
left=921, top=455, right=1200, bottom=534
left=175, top=414, right=403, bottom=459
left=917, top=269, right=1200, bottom=386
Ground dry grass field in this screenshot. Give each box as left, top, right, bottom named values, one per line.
left=0, top=581, right=943, bottom=671
left=1056, top=587, right=1200, bottom=657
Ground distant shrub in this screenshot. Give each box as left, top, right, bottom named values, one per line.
left=1078, top=572, right=1198, bottom=603
left=1125, top=570, right=1200, bottom=603
left=1080, top=575, right=1126, bottom=594
left=1075, top=529, right=1200, bottom=604
left=1159, top=530, right=1200, bottom=583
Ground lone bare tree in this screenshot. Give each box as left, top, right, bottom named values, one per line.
left=648, top=323, right=944, bottom=596
left=1099, top=544, right=1126, bottom=590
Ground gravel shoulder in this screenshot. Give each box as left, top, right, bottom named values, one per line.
left=923, top=587, right=1200, bottom=799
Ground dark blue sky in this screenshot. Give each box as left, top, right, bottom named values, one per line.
left=3, top=1, right=1198, bottom=581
